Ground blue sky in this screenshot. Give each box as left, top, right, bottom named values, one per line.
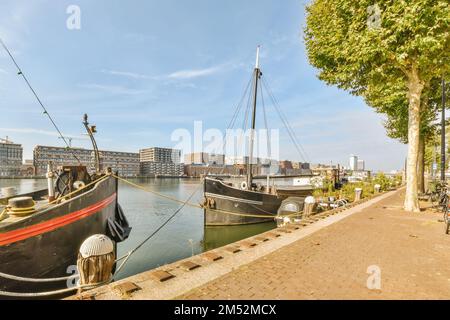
left=0, top=0, right=407, bottom=171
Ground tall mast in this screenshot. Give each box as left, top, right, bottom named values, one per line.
left=246, top=46, right=261, bottom=189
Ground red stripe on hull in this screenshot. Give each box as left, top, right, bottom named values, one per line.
left=0, top=193, right=116, bottom=246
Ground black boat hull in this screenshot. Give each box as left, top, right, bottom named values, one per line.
left=204, top=178, right=282, bottom=226
left=0, top=175, right=120, bottom=295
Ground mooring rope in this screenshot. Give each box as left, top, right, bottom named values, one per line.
left=112, top=174, right=202, bottom=208
left=0, top=272, right=78, bottom=283
left=0, top=282, right=107, bottom=298
left=0, top=173, right=303, bottom=296
left=113, top=174, right=303, bottom=219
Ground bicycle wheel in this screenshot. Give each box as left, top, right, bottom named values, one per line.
left=444, top=202, right=450, bottom=234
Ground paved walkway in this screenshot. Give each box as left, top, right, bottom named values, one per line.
left=179, top=189, right=450, bottom=299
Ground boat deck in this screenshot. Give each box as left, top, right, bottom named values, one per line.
left=0, top=197, right=49, bottom=228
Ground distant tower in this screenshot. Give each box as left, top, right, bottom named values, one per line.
left=357, top=159, right=365, bottom=171
left=349, top=154, right=358, bottom=171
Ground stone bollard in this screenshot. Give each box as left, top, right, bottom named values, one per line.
left=77, top=234, right=115, bottom=290
left=354, top=188, right=363, bottom=202
left=303, top=196, right=315, bottom=218
left=374, top=184, right=381, bottom=193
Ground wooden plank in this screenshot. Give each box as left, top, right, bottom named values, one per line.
left=240, top=240, right=257, bottom=248
left=113, top=281, right=141, bottom=295
left=151, top=270, right=175, bottom=282
left=266, top=232, right=281, bottom=238
left=179, top=261, right=201, bottom=271
left=224, top=246, right=241, bottom=253
left=202, top=252, right=223, bottom=261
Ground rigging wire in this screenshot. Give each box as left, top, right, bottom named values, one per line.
left=0, top=38, right=82, bottom=164
left=220, top=73, right=254, bottom=161
left=236, top=75, right=255, bottom=164
left=241, top=76, right=254, bottom=132
left=260, top=79, right=271, bottom=160
left=261, top=76, right=311, bottom=163
left=113, top=179, right=202, bottom=278
left=226, top=74, right=254, bottom=132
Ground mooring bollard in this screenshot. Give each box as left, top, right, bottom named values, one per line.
left=354, top=188, right=363, bottom=201
left=77, top=234, right=115, bottom=290
left=374, top=184, right=381, bottom=193
left=303, top=196, right=315, bottom=217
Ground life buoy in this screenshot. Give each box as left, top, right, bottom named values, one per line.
left=240, top=181, right=248, bottom=190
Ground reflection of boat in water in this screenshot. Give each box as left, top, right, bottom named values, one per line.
left=203, top=221, right=275, bottom=251
left=0, top=115, right=131, bottom=295
left=203, top=47, right=313, bottom=226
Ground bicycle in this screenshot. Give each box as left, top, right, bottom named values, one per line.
left=435, top=183, right=450, bottom=234
left=442, top=195, right=450, bottom=234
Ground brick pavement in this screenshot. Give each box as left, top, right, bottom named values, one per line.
left=179, top=189, right=450, bottom=299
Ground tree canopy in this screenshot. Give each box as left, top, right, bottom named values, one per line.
left=304, top=0, right=450, bottom=211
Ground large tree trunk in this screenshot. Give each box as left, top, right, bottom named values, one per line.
left=417, top=135, right=425, bottom=193
left=404, top=66, right=424, bottom=212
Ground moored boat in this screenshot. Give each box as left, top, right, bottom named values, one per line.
left=0, top=115, right=131, bottom=296
left=203, top=47, right=313, bottom=226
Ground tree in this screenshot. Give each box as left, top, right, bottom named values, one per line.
left=304, top=0, right=450, bottom=212
left=366, top=76, right=442, bottom=193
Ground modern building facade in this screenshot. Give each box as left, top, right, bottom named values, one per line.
left=140, top=147, right=181, bottom=164
left=292, top=162, right=310, bottom=170
left=208, top=154, right=225, bottom=165
left=138, top=147, right=183, bottom=176
left=184, top=152, right=209, bottom=165
left=33, top=145, right=139, bottom=177
left=140, top=161, right=184, bottom=176
left=184, top=152, right=225, bottom=166
left=357, top=159, right=365, bottom=171
left=349, top=155, right=358, bottom=171
left=0, top=140, right=23, bottom=177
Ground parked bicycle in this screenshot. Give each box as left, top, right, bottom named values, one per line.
left=434, top=182, right=450, bottom=234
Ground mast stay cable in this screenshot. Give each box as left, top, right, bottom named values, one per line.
left=261, top=76, right=310, bottom=163
left=0, top=38, right=82, bottom=164
left=260, top=80, right=271, bottom=160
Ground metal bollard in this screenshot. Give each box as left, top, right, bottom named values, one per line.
left=374, top=184, right=381, bottom=193
left=303, top=196, right=315, bottom=217
left=354, top=188, right=363, bottom=201
left=77, top=234, right=115, bottom=289
left=46, top=162, right=55, bottom=202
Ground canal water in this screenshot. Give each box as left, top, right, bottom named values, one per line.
left=0, top=178, right=275, bottom=280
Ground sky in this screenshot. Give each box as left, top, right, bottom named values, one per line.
left=0, top=0, right=407, bottom=171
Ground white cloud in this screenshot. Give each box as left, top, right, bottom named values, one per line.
left=101, top=69, right=153, bottom=79
left=0, top=127, right=79, bottom=138
left=79, top=83, right=144, bottom=95
left=101, top=61, right=238, bottom=83
left=0, top=68, right=8, bottom=74
left=167, top=65, right=224, bottom=79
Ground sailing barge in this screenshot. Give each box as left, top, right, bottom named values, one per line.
left=203, top=47, right=313, bottom=226
left=0, top=115, right=131, bottom=294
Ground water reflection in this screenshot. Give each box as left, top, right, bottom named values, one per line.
left=203, top=222, right=276, bottom=251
